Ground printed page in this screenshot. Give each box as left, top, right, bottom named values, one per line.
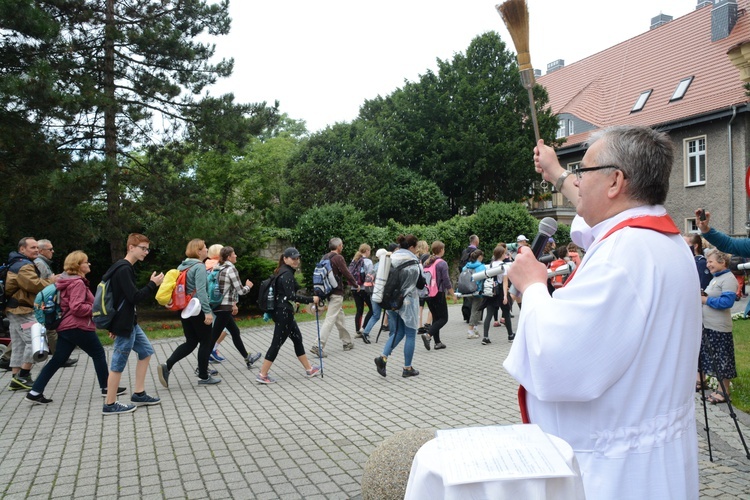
left=435, top=424, right=575, bottom=485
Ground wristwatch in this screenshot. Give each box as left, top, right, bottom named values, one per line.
left=555, top=170, right=571, bottom=192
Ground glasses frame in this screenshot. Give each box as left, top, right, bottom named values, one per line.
left=572, top=165, right=621, bottom=180
left=136, top=245, right=151, bottom=252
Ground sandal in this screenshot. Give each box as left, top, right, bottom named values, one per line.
left=695, top=380, right=709, bottom=392
left=708, top=391, right=729, bottom=405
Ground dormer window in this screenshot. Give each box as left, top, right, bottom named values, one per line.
left=631, top=90, right=652, bottom=112
left=670, top=76, right=694, bottom=102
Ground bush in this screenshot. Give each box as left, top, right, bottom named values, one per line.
left=292, top=203, right=367, bottom=286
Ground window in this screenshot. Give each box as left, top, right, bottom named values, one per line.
left=685, top=137, right=706, bottom=185
left=631, top=90, right=652, bottom=112
left=556, top=119, right=566, bottom=138
left=670, top=76, right=694, bottom=102
left=568, top=119, right=575, bottom=135
left=686, top=218, right=699, bottom=233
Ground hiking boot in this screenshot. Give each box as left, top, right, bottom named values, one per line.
left=482, top=337, right=491, bottom=345
left=194, top=367, right=219, bottom=377
left=246, top=352, right=262, bottom=368
left=402, top=367, right=420, bottom=378
left=309, top=345, right=327, bottom=358
left=26, top=392, right=52, bottom=405
left=374, top=356, right=387, bottom=377
left=157, top=363, right=170, bottom=388
left=101, top=387, right=127, bottom=397
left=343, top=342, right=354, bottom=351
left=434, top=342, right=446, bottom=350
left=421, top=333, right=431, bottom=351
left=61, top=357, right=78, bottom=368
left=8, top=375, right=33, bottom=391
left=198, top=376, right=221, bottom=385
left=306, top=366, right=321, bottom=378
left=102, top=401, right=137, bottom=416
left=130, top=393, right=161, bottom=406
left=256, top=373, right=277, bottom=384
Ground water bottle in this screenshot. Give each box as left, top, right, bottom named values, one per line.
left=266, top=285, right=275, bottom=312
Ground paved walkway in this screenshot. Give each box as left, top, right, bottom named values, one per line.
left=0, top=303, right=749, bottom=499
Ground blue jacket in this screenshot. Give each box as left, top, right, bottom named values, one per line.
left=463, top=260, right=486, bottom=293
left=703, top=228, right=750, bottom=257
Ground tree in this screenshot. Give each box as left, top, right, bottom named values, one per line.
left=359, top=31, right=559, bottom=214
left=0, top=1, right=278, bottom=260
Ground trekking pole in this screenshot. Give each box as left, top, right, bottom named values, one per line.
left=315, top=304, right=324, bottom=378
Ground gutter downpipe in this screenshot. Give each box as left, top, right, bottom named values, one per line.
left=729, top=105, right=737, bottom=234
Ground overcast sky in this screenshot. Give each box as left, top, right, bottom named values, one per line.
left=207, top=0, right=697, bottom=133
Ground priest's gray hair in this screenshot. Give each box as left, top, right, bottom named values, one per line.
left=587, top=125, right=673, bottom=205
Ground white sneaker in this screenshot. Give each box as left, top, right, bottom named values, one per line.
left=467, top=329, right=475, bottom=339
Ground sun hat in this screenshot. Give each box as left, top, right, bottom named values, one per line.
left=180, top=297, right=202, bottom=319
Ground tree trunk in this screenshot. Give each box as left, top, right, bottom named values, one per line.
left=104, top=0, right=123, bottom=261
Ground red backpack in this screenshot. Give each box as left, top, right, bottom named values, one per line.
left=167, top=267, right=194, bottom=311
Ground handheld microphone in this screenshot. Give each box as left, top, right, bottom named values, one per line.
left=529, top=217, right=558, bottom=260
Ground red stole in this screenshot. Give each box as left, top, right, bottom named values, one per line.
left=517, top=214, right=680, bottom=423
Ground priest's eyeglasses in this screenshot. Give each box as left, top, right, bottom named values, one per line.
left=572, top=165, right=621, bottom=180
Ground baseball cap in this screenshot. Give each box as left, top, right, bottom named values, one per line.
left=516, top=235, right=528, bottom=242
left=282, top=247, right=301, bottom=259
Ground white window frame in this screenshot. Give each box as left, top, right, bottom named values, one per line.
left=685, top=136, right=706, bottom=186
left=686, top=218, right=700, bottom=233
left=556, top=118, right=566, bottom=139
left=568, top=119, right=575, bottom=136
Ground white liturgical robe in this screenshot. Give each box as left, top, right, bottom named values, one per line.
left=504, top=205, right=702, bottom=500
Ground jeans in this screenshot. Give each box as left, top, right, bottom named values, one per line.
left=382, top=311, right=416, bottom=367
left=212, top=310, right=248, bottom=358
left=111, top=324, right=154, bottom=373
left=168, top=312, right=213, bottom=379
left=32, top=328, right=109, bottom=393
left=363, top=301, right=383, bottom=335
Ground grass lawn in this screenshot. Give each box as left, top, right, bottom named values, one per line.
left=728, top=317, right=750, bottom=413
left=94, top=301, right=750, bottom=414
left=94, top=301, right=353, bottom=345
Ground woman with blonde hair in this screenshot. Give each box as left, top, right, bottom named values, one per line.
left=158, top=239, right=220, bottom=387
left=349, top=243, right=374, bottom=336
left=205, top=243, right=227, bottom=362
left=26, top=251, right=123, bottom=404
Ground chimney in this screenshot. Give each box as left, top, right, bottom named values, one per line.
left=712, top=0, right=738, bottom=42
left=546, top=59, right=565, bottom=74
left=650, top=13, right=673, bottom=30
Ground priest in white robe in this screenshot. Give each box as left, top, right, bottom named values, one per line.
left=505, top=126, right=701, bottom=500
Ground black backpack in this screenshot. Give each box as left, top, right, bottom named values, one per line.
left=257, top=274, right=279, bottom=313
left=0, top=262, right=10, bottom=312
left=379, top=260, right=418, bottom=311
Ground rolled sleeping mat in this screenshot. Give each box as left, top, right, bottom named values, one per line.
left=31, top=322, right=49, bottom=362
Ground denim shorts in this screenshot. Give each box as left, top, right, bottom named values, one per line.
left=110, top=324, right=154, bottom=373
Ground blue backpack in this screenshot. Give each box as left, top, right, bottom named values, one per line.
left=312, top=256, right=338, bottom=298
left=207, top=266, right=224, bottom=309
left=34, top=283, right=63, bottom=330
